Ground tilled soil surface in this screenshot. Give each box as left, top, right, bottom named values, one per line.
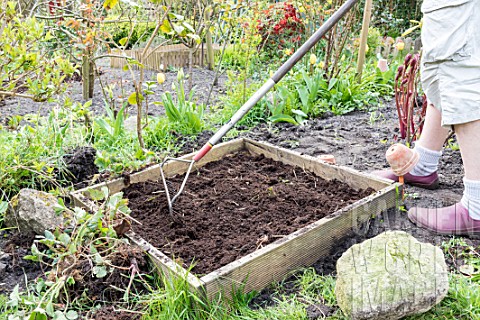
left=123, top=151, right=374, bottom=275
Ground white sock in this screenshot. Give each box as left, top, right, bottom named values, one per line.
left=409, top=145, right=442, bottom=176
left=461, top=178, right=480, bottom=220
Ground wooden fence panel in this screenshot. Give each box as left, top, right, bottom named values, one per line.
left=110, top=44, right=221, bottom=71
left=374, top=36, right=419, bottom=58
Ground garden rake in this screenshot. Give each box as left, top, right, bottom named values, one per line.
left=160, top=0, right=359, bottom=216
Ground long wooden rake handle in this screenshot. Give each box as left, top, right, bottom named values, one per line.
left=192, top=0, right=360, bottom=163
left=161, top=0, right=360, bottom=216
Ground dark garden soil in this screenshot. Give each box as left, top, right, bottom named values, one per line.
left=86, top=306, right=141, bottom=320
left=0, top=58, right=227, bottom=122
left=123, top=151, right=375, bottom=275
left=0, top=231, right=43, bottom=294
left=57, top=146, right=99, bottom=189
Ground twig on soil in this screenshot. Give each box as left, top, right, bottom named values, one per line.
left=123, top=257, right=139, bottom=302
left=0, top=90, right=36, bottom=100
left=114, top=208, right=143, bottom=226
left=256, top=235, right=269, bottom=249
left=113, top=308, right=145, bottom=315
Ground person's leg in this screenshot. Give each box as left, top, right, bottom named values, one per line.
left=455, top=120, right=480, bottom=180
left=415, top=104, right=450, bottom=151
left=408, top=119, right=480, bottom=235
left=408, top=104, right=450, bottom=177
left=455, top=120, right=480, bottom=220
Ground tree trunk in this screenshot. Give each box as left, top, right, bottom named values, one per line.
left=82, top=52, right=94, bottom=100
left=188, top=48, right=194, bottom=91
left=205, top=29, right=214, bottom=71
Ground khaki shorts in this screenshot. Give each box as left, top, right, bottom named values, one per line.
left=420, top=0, right=480, bottom=127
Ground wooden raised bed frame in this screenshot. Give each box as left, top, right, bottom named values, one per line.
left=72, top=138, right=400, bottom=300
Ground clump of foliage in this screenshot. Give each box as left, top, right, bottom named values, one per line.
left=107, top=22, right=157, bottom=49
left=0, top=111, right=86, bottom=200
left=159, top=68, right=205, bottom=136
left=371, top=0, right=423, bottom=38
left=4, top=189, right=151, bottom=319
left=256, top=2, right=305, bottom=59
left=0, top=2, right=75, bottom=102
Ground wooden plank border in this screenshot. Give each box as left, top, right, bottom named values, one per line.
left=71, top=138, right=400, bottom=300
left=243, top=138, right=392, bottom=191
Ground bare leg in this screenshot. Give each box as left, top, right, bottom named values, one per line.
left=416, top=104, right=450, bottom=151
left=408, top=104, right=450, bottom=177
left=373, top=104, right=448, bottom=185
left=408, top=119, right=480, bottom=234
left=455, top=119, right=480, bottom=180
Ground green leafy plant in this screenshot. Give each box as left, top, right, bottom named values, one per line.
left=0, top=2, right=75, bottom=102
left=294, top=70, right=324, bottom=117
left=158, top=69, right=204, bottom=136
left=6, top=189, right=149, bottom=319
left=211, top=70, right=267, bottom=129
left=0, top=110, right=87, bottom=199
left=266, top=86, right=307, bottom=125
left=94, top=103, right=127, bottom=144
left=107, top=21, right=157, bottom=49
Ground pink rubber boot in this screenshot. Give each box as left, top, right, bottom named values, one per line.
left=408, top=203, right=480, bottom=236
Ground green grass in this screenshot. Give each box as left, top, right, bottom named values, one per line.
left=140, top=265, right=480, bottom=320
left=0, top=294, right=14, bottom=319
left=408, top=275, right=480, bottom=319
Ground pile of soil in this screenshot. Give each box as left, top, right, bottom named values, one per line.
left=58, top=146, right=99, bottom=189
left=69, top=243, right=150, bottom=304
left=123, top=151, right=374, bottom=275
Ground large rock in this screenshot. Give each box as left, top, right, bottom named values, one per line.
left=5, top=189, right=65, bottom=235
left=335, top=231, right=449, bottom=320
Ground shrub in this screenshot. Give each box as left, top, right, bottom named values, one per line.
left=256, top=2, right=306, bottom=59
left=106, top=22, right=157, bottom=49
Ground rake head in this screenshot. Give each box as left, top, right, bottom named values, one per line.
left=159, top=157, right=195, bottom=217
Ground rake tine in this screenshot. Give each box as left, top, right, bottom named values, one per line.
left=157, top=0, right=358, bottom=216
left=160, top=157, right=195, bottom=216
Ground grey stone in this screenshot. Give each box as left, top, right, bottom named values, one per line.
left=335, top=231, right=449, bottom=320
left=4, top=189, right=65, bottom=235
left=124, top=116, right=138, bottom=133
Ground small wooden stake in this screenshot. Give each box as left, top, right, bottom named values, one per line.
left=399, top=175, right=405, bottom=199
left=356, top=0, right=373, bottom=82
